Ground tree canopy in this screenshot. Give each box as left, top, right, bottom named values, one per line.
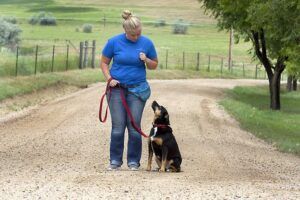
left=199, top=0, right=300, bottom=110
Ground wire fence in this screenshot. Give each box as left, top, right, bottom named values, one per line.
left=0, top=40, right=99, bottom=77
left=0, top=42, right=288, bottom=80
left=155, top=49, right=285, bottom=80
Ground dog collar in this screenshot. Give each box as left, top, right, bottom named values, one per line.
left=152, top=123, right=169, bottom=128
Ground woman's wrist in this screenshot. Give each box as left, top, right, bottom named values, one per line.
left=106, top=74, right=112, bottom=82
left=145, top=58, right=151, bottom=64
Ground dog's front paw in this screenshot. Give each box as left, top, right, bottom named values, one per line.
left=146, top=166, right=151, bottom=171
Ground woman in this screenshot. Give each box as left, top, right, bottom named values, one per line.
left=100, top=10, right=158, bottom=171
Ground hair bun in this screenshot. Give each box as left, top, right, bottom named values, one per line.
left=122, top=10, right=132, bottom=20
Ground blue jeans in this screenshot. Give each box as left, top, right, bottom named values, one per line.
left=108, top=87, right=146, bottom=167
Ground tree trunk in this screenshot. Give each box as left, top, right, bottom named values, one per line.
left=251, top=29, right=287, bottom=110
left=287, top=75, right=293, bottom=91
left=293, top=78, right=298, bottom=91
left=270, top=71, right=281, bottom=110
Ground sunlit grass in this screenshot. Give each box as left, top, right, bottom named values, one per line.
left=221, top=86, right=300, bottom=155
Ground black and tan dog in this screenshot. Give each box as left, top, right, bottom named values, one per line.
left=147, top=101, right=182, bottom=172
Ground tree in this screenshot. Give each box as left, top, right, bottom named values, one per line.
left=286, top=45, right=300, bottom=91
left=0, top=19, right=21, bottom=51
left=199, top=0, right=300, bottom=110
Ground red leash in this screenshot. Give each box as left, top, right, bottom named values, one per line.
left=99, top=78, right=112, bottom=123
left=99, top=79, right=149, bottom=138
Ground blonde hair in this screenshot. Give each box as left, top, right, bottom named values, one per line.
left=122, top=10, right=141, bottom=34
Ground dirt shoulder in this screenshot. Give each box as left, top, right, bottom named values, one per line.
left=0, top=79, right=299, bottom=199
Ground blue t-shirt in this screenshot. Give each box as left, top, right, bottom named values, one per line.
left=102, top=33, right=157, bottom=85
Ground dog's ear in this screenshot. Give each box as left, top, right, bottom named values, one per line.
left=164, top=114, right=170, bottom=125
left=152, top=101, right=160, bottom=111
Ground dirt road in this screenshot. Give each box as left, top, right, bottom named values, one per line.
left=0, top=79, right=299, bottom=199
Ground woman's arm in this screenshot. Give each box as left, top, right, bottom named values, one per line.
left=145, top=57, right=158, bottom=70
left=100, top=55, right=112, bottom=80
left=100, top=55, right=119, bottom=86
left=139, top=53, right=158, bottom=70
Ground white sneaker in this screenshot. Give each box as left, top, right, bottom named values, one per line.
left=107, top=164, right=121, bottom=171
left=129, top=165, right=139, bottom=171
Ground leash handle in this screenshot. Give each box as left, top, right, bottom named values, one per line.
left=119, top=88, right=149, bottom=138
left=99, top=78, right=113, bottom=123
left=99, top=78, right=149, bottom=138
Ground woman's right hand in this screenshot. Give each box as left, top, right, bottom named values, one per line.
left=109, top=79, right=120, bottom=87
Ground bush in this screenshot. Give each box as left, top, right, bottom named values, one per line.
left=172, top=19, right=189, bottom=34
left=0, top=19, right=22, bottom=50
left=37, top=11, right=47, bottom=19
left=154, top=19, right=166, bottom=27
left=2, top=16, right=17, bottom=24
left=28, top=12, right=57, bottom=26
left=40, top=16, right=57, bottom=26
left=82, top=24, right=93, bottom=33
left=28, top=16, right=39, bottom=25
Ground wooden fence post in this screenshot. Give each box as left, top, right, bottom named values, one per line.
left=243, top=62, right=245, bottom=77
left=207, top=55, right=211, bottom=72
left=35, top=45, right=38, bottom=75
left=83, top=40, right=88, bottom=68
left=79, top=42, right=83, bottom=69
left=91, top=40, right=96, bottom=68
left=66, top=44, right=69, bottom=71
left=255, top=64, right=258, bottom=79
left=15, top=46, right=19, bottom=77
left=51, top=45, right=55, bottom=72
left=221, top=57, right=223, bottom=75
left=196, top=52, right=200, bottom=71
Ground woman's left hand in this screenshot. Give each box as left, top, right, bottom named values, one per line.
left=139, top=52, right=147, bottom=62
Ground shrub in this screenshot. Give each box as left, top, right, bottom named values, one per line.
left=37, top=11, right=47, bottom=19
left=28, top=12, right=57, bottom=26
left=40, top=16, right=56, bottom=26
left=0, top=19, right=22, bottom=50
left=28, top=16, right=39, bottom=25
left=154, top=19, right=166, bottom=27
left=2, top=16, right=17, bottom=24
left=172, top=19, right=189, bottom=34
left=82, top=24, right=93, bottom=33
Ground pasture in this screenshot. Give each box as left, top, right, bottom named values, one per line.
left=0, top=0, right=257, bottom=77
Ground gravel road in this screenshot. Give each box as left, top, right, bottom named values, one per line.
left=0, top=79, right=299, bottom=199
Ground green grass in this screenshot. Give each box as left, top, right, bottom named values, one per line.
left=0, top=69, right=104, bottom=101
left=220, top=86, right=300, bottom=155
left=14, top=22, right=250, bottom=60
left=0, top=0, right=258, bottom=78
left=0, top=68, right=244, bottom=102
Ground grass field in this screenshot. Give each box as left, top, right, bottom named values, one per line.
left=0, top=68, right=243, bottom=101
left=0, top=0, right=252, bottom=60
left=0, top=0, right=214, bottom=23
left=0, top=0, right=257, bottom=78
left=221, top=86, right=300, bottom=155
left=0, top=0, right=283, bottom=93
